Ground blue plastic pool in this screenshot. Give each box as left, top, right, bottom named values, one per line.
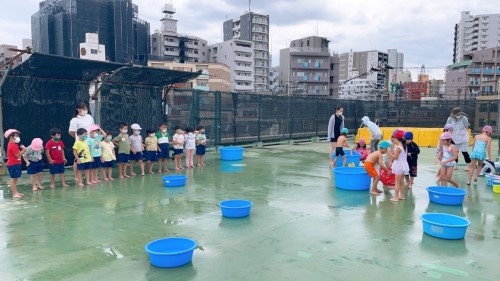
left=421, top=213, right=470, bottom=240
left=219, top=147, right=244, bottom=161
left=333, top=151, right=361, bottom=167
left=162, top=175, right=187, bottom=187
left=145, top=237, right=197, bottom=267
left=427, top=186, right=467, bottom=206
left=333, top=167, right=370, bottom=190
left=219, top=199, right=253, bottom=218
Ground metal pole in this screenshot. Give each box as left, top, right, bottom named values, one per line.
left=0, top=64, right=13, bottom=164
left=215, top=91, right=221, bottom=146
left=257, top=94, right=262, bottom=142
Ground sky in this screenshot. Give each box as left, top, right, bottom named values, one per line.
left=0, top=0, right=499, bottom=80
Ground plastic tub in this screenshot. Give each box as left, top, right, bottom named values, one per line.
left=485, top=174, right=496, bottom=186
left=145, top=237, right=197, bottom=268
left=219, top=199, right=253, bottom=218
left=332, top=167, right=370, bottom=190
left=421, top=213, right=470, bottom=240
left=334, top=151, right=361, bottom=167
left=219, top=147, right=244, bottom=161
left=427, top=186, right=468, bottom=206
left=493, top=185, right=500, bottom=194
left=162, top=175, right=187, bottom=187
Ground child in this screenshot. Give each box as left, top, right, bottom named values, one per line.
left=100, top=131, right=116, bottom=181
left=112, top=123, right=130, bottom=179
left=172, top=126, right=185, bottom=170
left=404, top=132, right=420, bottom=189
left=184, top=127, right=196, bottom=168
left=435, top=124, right=454, bottom=175
left=467, top=125, right=492, bottom=185
left=87, top=124, right=106, bottom=184
left=351, top=138, right=369, bottom=162
left=45, top=128, right=69, bottom=188
left=129, top=123, right=145, bottom=176
left=364, top=141, right=391, bottom=195
left=23, top=138, right=45, bottom=191
left=156, top=123, right=170, bottom=173
left=390, top=130, right=409, bottom=202
left=4, top=129, right=27, bottom=198
left=332, top=128, right=349, bottom=167
left=145, top=129, right=159, bottom=174
left=73, top=128, right=93, bottom=186
left=196, top=125, right=207, bottom=166
left=439, top=132, right=460, bottom=187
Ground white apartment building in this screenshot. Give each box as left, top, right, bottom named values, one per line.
left=223, top=12, right=269, bottom=91
left=0, top=44, right=19, bottom=66
left=208, top=39, right=254, bottom=93
left=387, top=49, right=404, bottom=83
left=339, top=50, right=388, bottom=86
left=339, top=79, right=377, bottom=100
left=453, top=11, right=500, bottom=63
left=79, top=33, right=106, bottom=61
left=150, top=2, right=208, bottom=63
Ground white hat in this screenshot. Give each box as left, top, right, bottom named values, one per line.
left=130, top=123, right=142, bottom=130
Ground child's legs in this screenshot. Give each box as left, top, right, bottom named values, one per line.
left=30, top=174, right=37, bottom=187
left=439, top=166, right=447, bottom=186
left=395, top=174, right=404, bottom=198
left=371, top=175, right=380, bottom=191
left=118, top=163, right=123, bottom=176
left=85, top=169, right=91, bottom=183
left=467, top=159, right=477, bottom=181
left=147, top=160, right=152, bottom=171
left=37, top=172, right=43, bottom=185
left=138, top=160, right=145, bottom=173
left=76, top=170, right=83, bottom=184
left=108, top=167, right=113, bottom=178
left=60, top=173, right=67, bottom=185
left=50, top=174, right=56, bottom=186
left=445, top=167, right=460, bottom=187
left=475, top=160, right=484, bottom=177
left=130, top=160, right=136, bottom=173
left=10, top=178, right=18, bottom=194
left=342, top=155, right=347, bottom=166
left=164, top=159, right=169, bottom=170
left=101, top=167, right=108, bottom=179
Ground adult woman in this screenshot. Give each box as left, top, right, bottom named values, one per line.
left=68, top=102, right=95, bottom=175
left=446, top=107, right=471, bottom=170
left=327, top=106, right=345, bottom=165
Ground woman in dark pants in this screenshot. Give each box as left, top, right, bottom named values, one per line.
left=446, top=107, right=471, bottom=170
left=327, top=106, right=345, bottom=166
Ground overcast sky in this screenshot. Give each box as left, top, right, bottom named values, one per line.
left=0, top=0, right=499, bottom=79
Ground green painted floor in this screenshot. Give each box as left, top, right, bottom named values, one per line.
left=1, top=142, right=500, bottom=281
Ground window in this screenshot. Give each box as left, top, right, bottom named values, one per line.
left=479, top=104, right=488, bottom=112
left=91, top=49, right=98, bottom=54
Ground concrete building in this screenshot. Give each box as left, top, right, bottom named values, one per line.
left=150, top=2, right=208, bottom=63
left=339, top=50, right=389, bottom=87
left=339, top=79, right=377, bottom=100
left=208, top=39, right=254, bottom=93
left=79, top=33, right=106, bottom=61
left=148, top=61, right=231, bottom=92
left=223, top=12, right=270, bottom=91
left=31, top=0, right=150, bottom=64
left=0, top=44, right=21, bottom=67
left=387, top=49, right=404, bottom=84
left=453, top=11, right=500, bottom=63
left=402, top=81, right=428, bottom=100
left=279, top=36, right=339, bottom=97
left=269, top=67, right=280, bottom=94
left=445, top=47, right=500, bottom=100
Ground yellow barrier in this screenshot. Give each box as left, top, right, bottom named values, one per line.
left=355, top=127, right=473, bottom=148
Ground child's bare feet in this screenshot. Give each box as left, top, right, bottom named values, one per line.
left=13, top=193, right=23, bottom=198
left=131, top=173, right=137, bottom=176
left=62, top=183, right=69, bottom=187
left=201, top=163, right=205, bottom=166
left=390, top=198, right=399, bottom=202
left=399, top=197, right=406, bottom=200
left=119, top=175, right=125, bottom=179
left=32, top=187, right=38, bottom=191
left=141, top=173, right=145, bottom=176
left=50, top=185, right=56, bottom=188
left=175, top=168, right=180, bottom=171
left=149, top=171, right=155, bottom=174
left=91, top=180, right=98, bottom=184
left=95, top=179, right=101, bottom=183
left=109, top=177, right=114, bottom=180
left=103, top=177, right=110, bottom=181
left=37, top=185, right=44, bottom=190
left=78, top=183, right=84, bottom=187
left=124, top=174, right=130, bottom=178
left=370, top=191, right=380, bottom=195
left=164, top=169, right=169, bottom=172
left=197, top=164, right=202, bottom=167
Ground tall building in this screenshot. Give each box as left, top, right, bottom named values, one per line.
left=223, top=12, right=270, bottom=92
left=31, top=0, right=150, bottom=64
left=79, top=33, right=106, bottom=61
left=446, top=46, right=500, bottom=99
left=279, top=36, right=339, bottom=97
left=150, top=2, right=208, bottom=63
left=453, top=11, right=500, bottom=63
left=0, top=44, right=20, bottom=67
left=208, top=39, right=254, bottom=93
left=387, top=49, right=404, bottom=83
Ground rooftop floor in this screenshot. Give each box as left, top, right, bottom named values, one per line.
left=1, top=141, right=499, bottom=281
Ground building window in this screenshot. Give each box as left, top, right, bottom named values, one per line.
left=91, top=49, right=98, bottom=54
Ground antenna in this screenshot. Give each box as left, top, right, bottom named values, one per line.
left=248, top=0, right=252, bottom=13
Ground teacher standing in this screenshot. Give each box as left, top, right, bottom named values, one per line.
left=328, top=106, right=345, bottom=166
left=446, top=107, right=471, bottom=170
left=68, top=102, right=95, bottom=175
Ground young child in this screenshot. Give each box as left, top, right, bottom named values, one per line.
left=129, top=123, right=145, bottom=176
left=23, top=138, right=45, bottom=191
left=4, top=129, right=27, bottom=198
left=351, top=138, right=369, bottom=162
left=172, top=126, right=185, bottom=170
left=332, top=128, right=349, bottom=167
left=364, top=141, right=391, bottom=195
left=87, top=124, right=106, bottom=184
left=390, top=130, right=409, bottom=202
left=113, top=123, right=130, bottom=179
left=45, top=128, right=69, bottom=188
left=404, top=132, right=420, bottom=189
left=145, top=129, right=159, bottom=174
left=196, top=125, right=207, bottom=166
left=73, top=128, right=93, bottom=186
left=435, top=124, right=454, bottom=175
left=467, top=125, right=492, bottom=185
left=156, top=123, right=170, bottom=173
left=100, top=131, right=116, bottom=181
left=184, top=127, right=196, bottom=168
left=439, top=132, right=460, bottom=187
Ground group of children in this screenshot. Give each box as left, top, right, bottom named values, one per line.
left=3, top=123, right=208, bottom=197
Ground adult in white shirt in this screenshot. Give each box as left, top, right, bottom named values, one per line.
left=68, top=102, right=95, bottom=175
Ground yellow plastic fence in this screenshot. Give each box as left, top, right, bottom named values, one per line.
left=355, top=127, right=473, bottom=148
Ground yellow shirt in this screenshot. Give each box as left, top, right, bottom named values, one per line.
left=145, top=136, right=158, bottom=151
left=73, top=139, right=92, bottom=163
left=101, top=141, right=116, bottom=162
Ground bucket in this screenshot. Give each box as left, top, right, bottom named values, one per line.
left=421, top=213, right=470, bottom=240
left=485, top=174, right=496, bottom=186
left=162, top=175, right=187, bottom=187
left=220, top=147, right=244, bottom=161
left=145, top=237, right=197, bottom=268
left=333, top=151, right=361, bottom=167
left=332, top=167, right=370, bottom=190
left=219, top=199, right=253, bottom=218
left=427, top=186, right=467, bottom=206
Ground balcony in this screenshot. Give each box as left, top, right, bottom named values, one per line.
left=234, top=84, right=254, bottom=91
left=163, top=40, right=178, bottom=47
left=234, top=64, right=252, bottom=71
left=234, top=55, right=254, bottom=63
left=234, top=75, right=253, bottom=82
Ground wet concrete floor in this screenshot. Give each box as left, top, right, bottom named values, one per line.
left=0, top=141, right=499, bottom=281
